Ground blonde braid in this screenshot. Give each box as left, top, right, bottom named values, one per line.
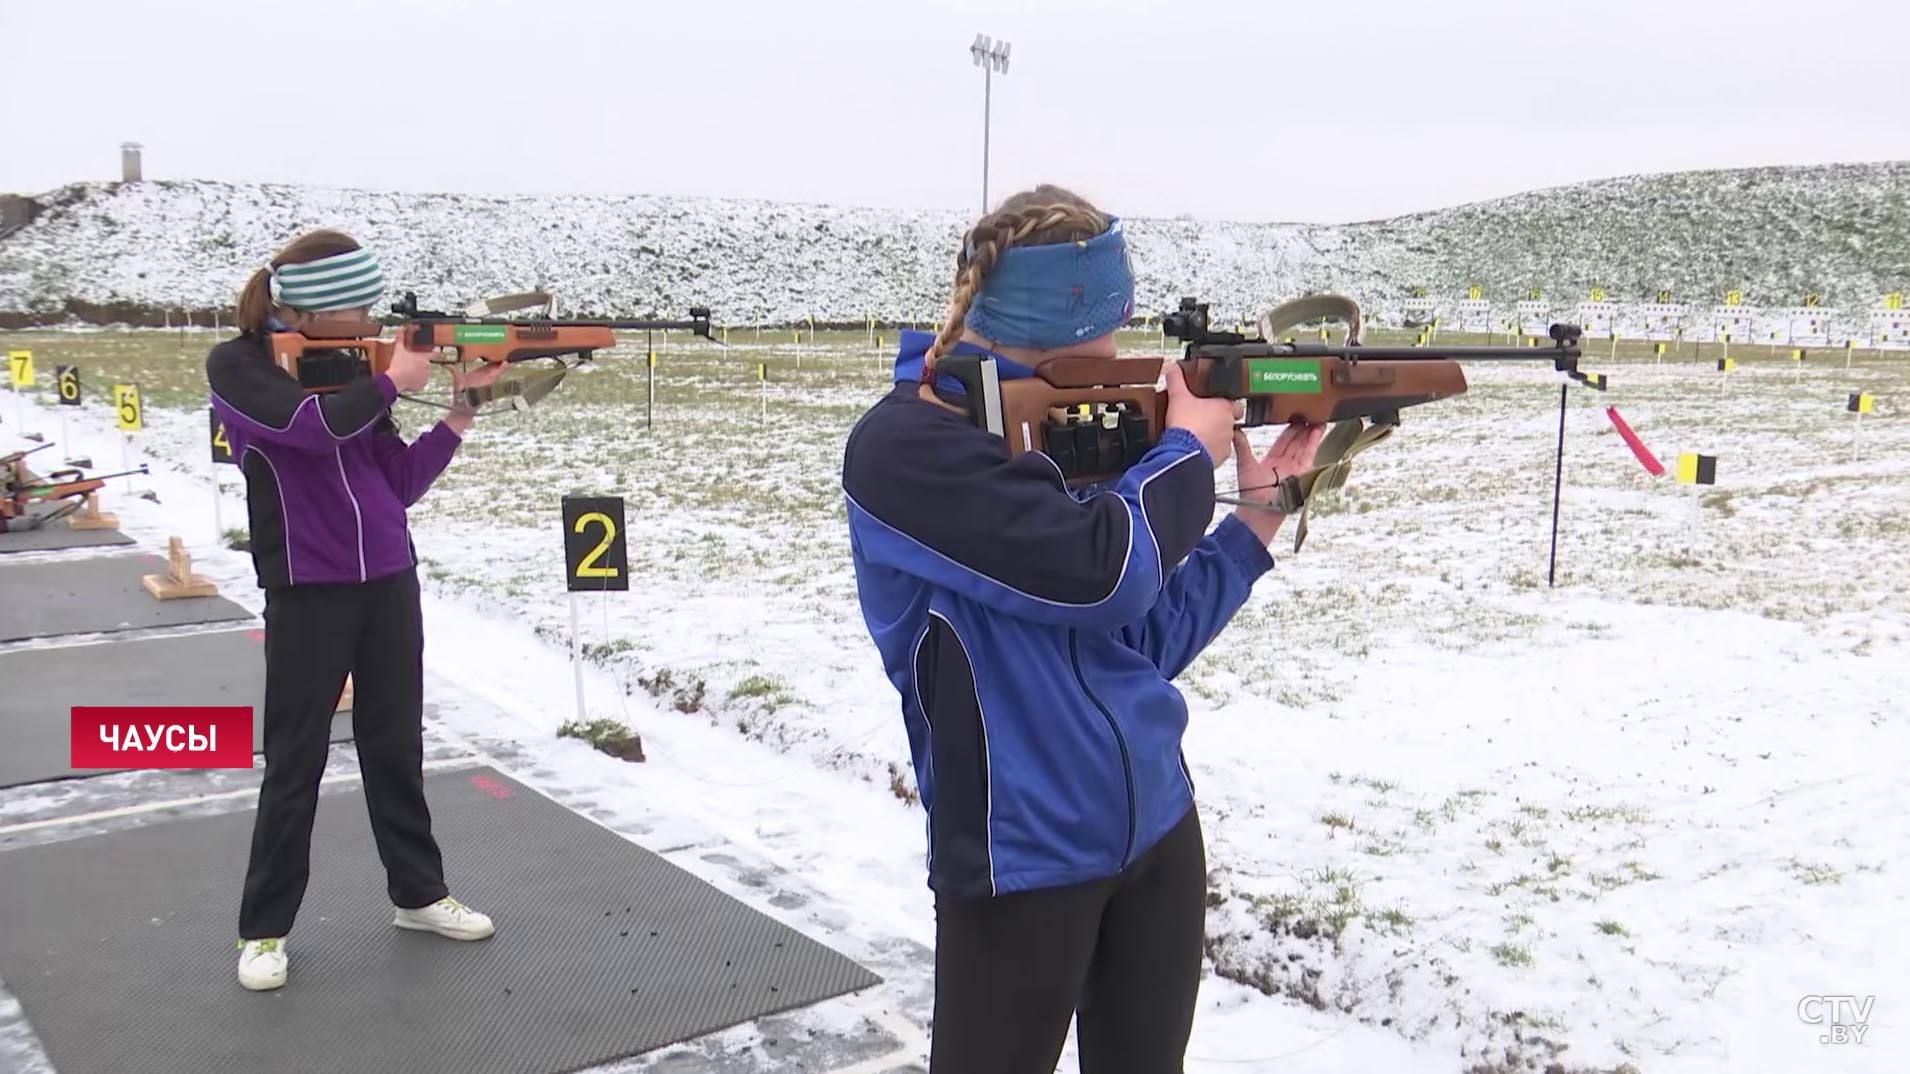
left=914, top=186, right=1108, bottom=411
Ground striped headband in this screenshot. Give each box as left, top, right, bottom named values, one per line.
left=268, top=248, right=387, bottom=312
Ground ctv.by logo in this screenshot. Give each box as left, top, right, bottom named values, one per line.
left=1798, top=995, right=1875, bottom=1045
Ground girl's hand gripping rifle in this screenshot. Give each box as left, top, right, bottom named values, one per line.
left=933, top=294, right=1590, bottom=549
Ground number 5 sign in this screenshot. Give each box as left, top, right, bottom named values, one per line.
left=562, top=495, right=629, bottom=592
left=114, top=384, right=144, bottom=431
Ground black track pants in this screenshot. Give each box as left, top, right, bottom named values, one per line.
left=239, top=568, right=447, bottom=939
left=929, top=807, right=1207, bottom=1074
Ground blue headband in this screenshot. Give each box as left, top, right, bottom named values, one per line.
left=964, top=217, right=1134, bottom=349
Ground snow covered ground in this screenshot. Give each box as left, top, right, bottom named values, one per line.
left=1, top=326, right=1905, bottom=1074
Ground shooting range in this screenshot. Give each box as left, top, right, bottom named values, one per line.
left=1, top=29, right=1907, bottom=1070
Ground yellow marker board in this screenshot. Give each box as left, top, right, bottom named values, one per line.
left=8, top=350, right=34, bottom=387
left=1847, top=393, right=1875, bottom=414
left=1676, top=453, right=1717, bottom=485
left=113, top=383, right=143, bottom=431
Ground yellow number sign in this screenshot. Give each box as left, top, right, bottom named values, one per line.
left=572, top=513, right=620, bottom=580
left=114, top=383, right=143, bottom=431
left=7, top=350, right=33, bottom=388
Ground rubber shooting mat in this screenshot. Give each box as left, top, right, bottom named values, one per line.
left=0, top=629, right=351, bottom=788
left=0, top=766, right=882, bottom=1074
left=0, top=551, right=251, bottom=643
left=0, top=525, right=135, bottom=554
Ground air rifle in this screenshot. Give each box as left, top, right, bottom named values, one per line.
left=932, top=294, right=1592, bottom=548
left=269, top=290, right=716, bottom=410
left=2, top=445, right=149, bottom=532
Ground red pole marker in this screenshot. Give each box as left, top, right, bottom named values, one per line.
left=1605, top=407, right=1665, bottom=476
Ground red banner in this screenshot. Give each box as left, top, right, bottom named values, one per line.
left=70, top=707, right=253, bottom=770
left=1605, top=407, right=1665, bottom=476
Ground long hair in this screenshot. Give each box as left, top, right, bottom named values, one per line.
left=235, top=230, right=363, bottom=335
left=925, top=185, right=1110, bottom=372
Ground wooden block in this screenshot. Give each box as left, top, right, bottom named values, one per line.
left=141, top=535, right=219, bottom=599
left=66, top=492, right=121, bottom=531
left=142, top=571, right=219, bottom=599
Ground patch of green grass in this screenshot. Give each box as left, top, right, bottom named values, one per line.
left=728, top=674, right=783, bottom=699
left=558, top=717, right=645, bottom=762
left=1788, top=860, right=1844, bottom=886
left=581, top=638, right=635, bottom=663
left=1373, top=906, right=1414, bottom=931
left=1319, top=812, right=1355, bottom=832
left=1563, top=803, right=1652, bottom=824
left=1590, top=861, right=1664, bottom=890
left=1490, top=941, right=1533, bottom=968
left=1595, top=919, right=1629, bottom=937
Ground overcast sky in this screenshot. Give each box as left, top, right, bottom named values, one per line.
left=1, top=0, right=1902, bottom=224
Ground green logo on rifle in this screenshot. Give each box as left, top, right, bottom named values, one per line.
left=1246, top=359, right=1323, bottom=393
left=453, top=326, right=510, bottom=344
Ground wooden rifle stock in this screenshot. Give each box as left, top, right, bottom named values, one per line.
left=942, top=348, right=1473, bottom=486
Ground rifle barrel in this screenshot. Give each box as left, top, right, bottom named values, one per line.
left=21, top=466, right=147, bottom=489
left=389, top=317, right=709, bottom=331
left=1269, top=344, right=1579, bottom=361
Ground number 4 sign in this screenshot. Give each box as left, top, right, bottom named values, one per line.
left=210, top=409, right=236, bottom=465
left=562, top=495, right=629, bottom=592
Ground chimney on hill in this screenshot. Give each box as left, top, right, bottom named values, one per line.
left=120, top=142, right=143, bottom=182
left=0, top=194, right=41, bottom=232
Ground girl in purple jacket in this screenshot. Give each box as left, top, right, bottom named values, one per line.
left=208, top=230, right=502, bottom=992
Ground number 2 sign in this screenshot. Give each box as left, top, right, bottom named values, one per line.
left=562, top=495, right=629, bottom=592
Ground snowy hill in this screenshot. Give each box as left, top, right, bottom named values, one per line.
left=1, top=162, right=1906, bottom=327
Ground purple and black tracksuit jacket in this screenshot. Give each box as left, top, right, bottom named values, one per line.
left=207, top=335, right=461, bottom=589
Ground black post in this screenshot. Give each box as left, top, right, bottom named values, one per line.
left=1547, top=382, right=1568, bottom=587
left=646, top=330, right=654, bottom=430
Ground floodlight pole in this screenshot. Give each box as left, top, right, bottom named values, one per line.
left=982, top=64, right=992, bottom=213
left=971, top=33, right=1011, bottom=214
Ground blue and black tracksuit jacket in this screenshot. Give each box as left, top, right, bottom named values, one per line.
left=843, top=340, right=1275, bottom=900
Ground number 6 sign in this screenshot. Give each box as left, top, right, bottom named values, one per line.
left=561, top=495, right=629, bottom=592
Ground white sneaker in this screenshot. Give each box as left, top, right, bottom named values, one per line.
left=393, top=896, right=494, bottom=940
left=237, top=938, right=287, bottom=991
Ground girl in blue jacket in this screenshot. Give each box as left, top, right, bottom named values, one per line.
left=209, top=230, right=504, bottom=992
left=842, top=186, right=1323, bottom=1073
